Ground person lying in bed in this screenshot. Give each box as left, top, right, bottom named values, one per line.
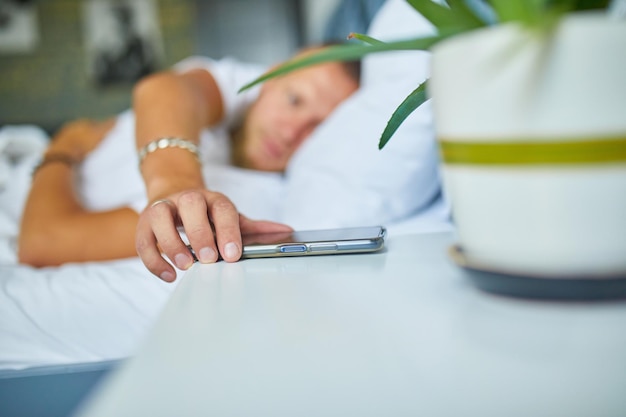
left=18, top=47, right=360, bottom=281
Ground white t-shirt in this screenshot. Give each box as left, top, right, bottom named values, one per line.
left=78, top=57, right=287, bottom=222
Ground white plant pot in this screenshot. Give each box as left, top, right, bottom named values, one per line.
left=430, top=12, right=626, bottom=277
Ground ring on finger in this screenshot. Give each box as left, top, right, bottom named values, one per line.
left=150, top=198, right=175, bottom=209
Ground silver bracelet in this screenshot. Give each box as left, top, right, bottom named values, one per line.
left=138, top=137, right=200, bottom=166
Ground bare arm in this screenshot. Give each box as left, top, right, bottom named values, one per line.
left=134, top=68, right=224, bottom=199
left=133, top=68, right=291, bottom=282
left=18, top=120, right=139, bottom=267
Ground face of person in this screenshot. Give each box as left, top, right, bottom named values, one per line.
left=234, top=60, right=359, bottom=172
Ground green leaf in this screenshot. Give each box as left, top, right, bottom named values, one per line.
left=406, top=0, right=459, bottom=29
left=546, top=0, right=610, bottom=12
left=445, top=0, right=490, bottom=27
left=570, top=0, right=610, bottom=10
left=488, top=0, right=546, bottom=25
left=487, top=0, right=607, bottom=28
left=347, top=32, right=386, bottom=46
left=378, top=80, right=429, bottom=149
left=239, top=36, right=445, bottom=93
left=406, top=0, right=486, bottom=30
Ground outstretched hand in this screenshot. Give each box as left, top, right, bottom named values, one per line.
left=135, top=188, right=292, bottom=282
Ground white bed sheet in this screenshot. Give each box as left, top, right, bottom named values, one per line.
left=0, top=259, right=172, bottom=370
left=0, top=126, right=171, bottom=370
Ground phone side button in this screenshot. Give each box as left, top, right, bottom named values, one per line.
left=309, top=243, right=338, bottom=252
left=280, top=245, right=307, bottom=253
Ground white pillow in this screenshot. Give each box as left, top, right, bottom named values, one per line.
left=281, top=0, right=448, bottom=230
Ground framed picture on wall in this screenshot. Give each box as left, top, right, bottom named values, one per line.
left=82, top=0, right=164, bottom=86
left=0, top=0, right=39, bottom=54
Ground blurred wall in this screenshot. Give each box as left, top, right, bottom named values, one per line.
left=0, top=0, right=195, bottom=133
left=0, top=0, right=337, bottom=134
left=194, top=0, right=302, bottom=67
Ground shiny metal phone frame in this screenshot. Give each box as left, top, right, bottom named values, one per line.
left=241, top=226, right=386, bottom=259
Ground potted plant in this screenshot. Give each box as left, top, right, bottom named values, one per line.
left=242, top=0, right=626, bottom=297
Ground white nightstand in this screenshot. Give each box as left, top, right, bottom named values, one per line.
left=78, top=232, right=626, bottom=417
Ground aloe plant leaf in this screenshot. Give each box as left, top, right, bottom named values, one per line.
left=379, top=80, right=429, bottom=149
left=406, top=0, right=486, bottom=30
left=347, top=32, right=386, bottom=46
left=406, top=0, right=460, bottom=28
left=445, top=0, right=491, bottom=27
left=487, top=0, right=546, bottom=24
left=547, top=0, right=610, bottom=13
left=571, top=0, right=610, bottom=10
left=239, top=36, right=445, bottom=93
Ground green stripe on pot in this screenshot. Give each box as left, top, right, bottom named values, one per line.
left=440, top=137, right=626, bottom=165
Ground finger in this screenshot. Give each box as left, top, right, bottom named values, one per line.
left=205, top=192, right=243, bottom=262
left=149, top=199, right=195, bottom=271
left=135, top=214, right=177, bottom=282
left=177, top=191, right=219, bottom=264
left=239, top=214, right=294, bottom=234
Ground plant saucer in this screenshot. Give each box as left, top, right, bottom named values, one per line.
left=448, top=245, right=626, bottom=301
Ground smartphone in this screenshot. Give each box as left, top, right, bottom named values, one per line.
left=240, top=225, right=386, bottom=259
left=186, top=226, right=386, bottom=261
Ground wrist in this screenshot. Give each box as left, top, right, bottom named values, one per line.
left=32, top=152, right=80, bottom=177
left=139, top=140, right=204, bottom=200
left=45, top=143, right=85, bottom=162
left=144, top=173, right=205, bottom=202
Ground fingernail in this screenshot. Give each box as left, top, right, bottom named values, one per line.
left=160, top=271, right=175, bottom=282
left=174, top=253, right=192, bottom=269
left=223, top=242, right=239, bottom=260
left=198, top=247, right=217, bottom=263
